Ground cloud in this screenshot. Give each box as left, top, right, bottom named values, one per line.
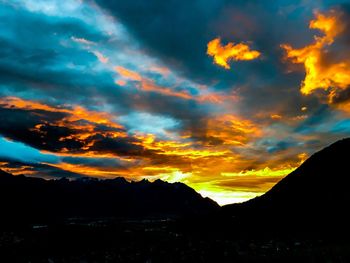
left=93, top=51, right=109, bottom=64
left=0, top=159, right=83, bottom=178
left=0, top=97, right=130, bottom=154
left=207, top=38, right=260, bottom=69
left=198, top=114, right=262, bottom=146
left=114, top=66, right=201, bottom=100
left=118, top=111, right=179, bottom=138
left=2, top=0, right=350, bottom=204
left=281, top=9, right=350, bottom=97
left=115, top=66, right=142, bottom=81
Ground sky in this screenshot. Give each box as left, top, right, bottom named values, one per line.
left=1, top=0, right=350, bottom=205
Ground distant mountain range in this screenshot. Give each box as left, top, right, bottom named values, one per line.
left=223, top=137, right=350, bottom=233
left=0, top=170, right=219, bottom=225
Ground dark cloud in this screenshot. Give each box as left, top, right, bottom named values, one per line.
left=94, top=0, right=335, bottom=121
left=0, top=2, right=215, bottom=139
left=61, top=156, right=129, bottom=169
left=0, top=107, right=70, bottom=151
left=87, top=134, right=146, bottom=156
left=0, top=104, right=183, bottom=161
left=294, top=106, right=333, bottom=134
left=0, top=158, right=83, bottom=179
left=0, top=4, right=114, bottom=105
left=0, top=105, right=105, bottom=152
left=266, top=140, right=299, bottom=154
left=95, top=0, right=223, bottom=83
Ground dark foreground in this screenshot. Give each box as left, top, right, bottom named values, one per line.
left=1, top=218, right=350, bottom=263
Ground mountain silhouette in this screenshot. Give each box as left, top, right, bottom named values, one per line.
left=2, top=139, right=350, bottom=262
left=2, top=138, right=350, bottom=233
left=223, top=137, right=350, bottom=233
left=0, top=172, right=219, bottom=225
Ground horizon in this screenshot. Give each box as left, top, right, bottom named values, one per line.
left=1, top=0, right=350, bottom=205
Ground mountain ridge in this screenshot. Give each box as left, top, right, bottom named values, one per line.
left=0, top=171, right=219, bottom=225
left=222, top=137, right=350, bottom=232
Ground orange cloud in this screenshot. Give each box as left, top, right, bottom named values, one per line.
left=0, top=97, right=123, bottom=130
left=281, top=10, right=350, bottom=95
left=0, top=162, right=36, bottom=176
left=115, top=66, right=142, bottom=81
left=114, top=66, right=194, bottom=100
left=114, top=66, right=239, bottom=104
left=270, top=114, right=282, bottom=120
left=207, top=37, right=260, bottom=69
left=48, top=162, right=134, bottom=179
left=140, top=79, right=193, bottom=100
left=205, top=114, right=262, bottom=146
left=115, top=79, right=126, bottom=86
left=134, top=133, right=229, bottom=160
left=0, top=96, right=65, bottom=113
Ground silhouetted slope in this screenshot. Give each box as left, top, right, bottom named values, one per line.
left=0, top=169, right=12, bottom=177
left=223, top=138, right=350, bottom=231
left=0, top=172, right=218, bottom=224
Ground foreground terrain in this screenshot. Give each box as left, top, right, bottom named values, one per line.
left=1, top=218, right=350, bottom=263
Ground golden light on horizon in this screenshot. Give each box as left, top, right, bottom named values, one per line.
left=186, top=166, right=296, bottom=205
left=0, top=95, right=309, bottom=204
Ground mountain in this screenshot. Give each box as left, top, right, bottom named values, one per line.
left=0, top=172, right=219, bottom=225
left=0, top=169, right=12, bottom=177
left=2, top=138, right=349, bottom=233
left=223, top=138, right=350, bottom=232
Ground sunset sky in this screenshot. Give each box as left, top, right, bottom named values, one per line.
left=1, top=0, right=350, bottom=205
